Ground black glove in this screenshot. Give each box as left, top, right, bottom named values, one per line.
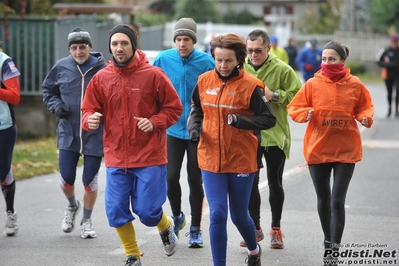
left=189, top=130, right=200, bottom=143
left=55, top=104, right=70, bottom=119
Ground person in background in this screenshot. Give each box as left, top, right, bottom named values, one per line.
left=377, top=33, right=399, bottom=117
left=287, top=40, right=374, bottom=265
left=204, top=33, right=218, bottom=55
left=188, top=33, right=276, bottom=266
left=296, top=38, right=322, bottom=81
left=42, top=28, right=107, bottom=239
left=0, top=41, right=21, bottom=237
left=284, top=37, right=298, bottom=70
left=81, top=24, right=183, bottom=266
left=153, top=17, right=214, bottom=248
left=243, top=29, right=301, bottom=250
left=269, top=35, right=289, bottom=64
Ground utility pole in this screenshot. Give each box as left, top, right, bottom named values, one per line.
left=349, top=0, right=356, bottom=33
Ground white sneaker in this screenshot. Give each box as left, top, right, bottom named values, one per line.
left=5, top=210, right=18, bottom=236
left=80, top=219, right=97, bottom=239
left=159, top=216, right=178, bottom=256
left=61, top=200, right=82, bottom=233
left=124, top=255, right=142, bottom=266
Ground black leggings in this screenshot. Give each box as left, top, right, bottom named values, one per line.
left=0, top=125, right=17, bottom=212
left=167, top=135, right=204, bottom=226
left=309, top=163, right=355, bottom=245
left=249, top=146, right=285, bottom=228
left=384, top=78, right=399, bottom=112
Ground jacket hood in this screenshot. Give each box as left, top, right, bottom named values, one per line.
left=266, top=53, right=279, bottom=63
left=136, top=49, right=150, bottom=64
left=89, top=51, right=104, bottom=59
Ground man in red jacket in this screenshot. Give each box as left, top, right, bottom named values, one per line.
left=81, top=24, right=183, bottom=266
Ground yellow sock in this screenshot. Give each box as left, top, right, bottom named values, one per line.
left=115, top=222, right=141, bottom=259
left=156, top=212, right=170, bottom=232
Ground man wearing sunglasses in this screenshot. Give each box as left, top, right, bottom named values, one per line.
left=42, top=27, right=107, bottom=239
left=242, top=29, right=302, bottom=250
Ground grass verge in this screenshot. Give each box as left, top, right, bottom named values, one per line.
left=357, top=73, right=382, bottom=84
left=13, top=137, right=60, bottom=181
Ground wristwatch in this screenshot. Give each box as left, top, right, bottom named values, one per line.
left=227, top=114, right=237, bottom=125
left=271, top=92, right=279, bottom=102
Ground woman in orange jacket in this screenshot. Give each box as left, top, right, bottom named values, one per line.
left=287, top=40, right=374, bottom=265
left=188, top=33, right=276, bottom=266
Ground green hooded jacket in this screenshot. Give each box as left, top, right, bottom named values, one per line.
left=244, top=53, right=302, bottom=159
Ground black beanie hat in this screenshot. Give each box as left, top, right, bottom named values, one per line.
left=173, top=18, right=197, bottom=44
left=68, top=27, right=92, bottom=48
left=109, top=24, right=137, bottom=54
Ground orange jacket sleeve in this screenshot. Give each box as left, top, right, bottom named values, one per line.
left=0, top=76, right=20, bottom=105
left=287, top=85, right=313, bottom=123
left=353, top=82, right=374, bottom=128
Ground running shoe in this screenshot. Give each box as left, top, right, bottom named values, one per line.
left=61, top=200, right=82, bottom=233
left=240, top=227, right=264, bottom=247
left=4, top=210, right=18, bottom=236
left=246, top=243, right=262, bottom=266
left=171, top=212, right=186, bottom=238
left=269, top=227, right=285, bottom=249
left=124, top=255, right=141, bottom=266
left=187, top=225, right=204, bottom=248
left=80, top=219, right=97, bottom=239
left=159, top=216, right=178, bottom=256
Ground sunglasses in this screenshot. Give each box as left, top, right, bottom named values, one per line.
left=69, top=44, right=88, bottom=51
left=246, top=47, right=267, bottom=54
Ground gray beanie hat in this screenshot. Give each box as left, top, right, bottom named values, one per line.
left=173, top=18, right=197, bottom=43
left=68, top=27, right=92, bottom=48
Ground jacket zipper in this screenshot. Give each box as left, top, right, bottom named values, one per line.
left=217, top=80, right=226, bottom=173
left=120, top=71, right=129, bottom=172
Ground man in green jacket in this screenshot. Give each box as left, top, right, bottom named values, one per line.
left=241, top=29, right=301, bottom=249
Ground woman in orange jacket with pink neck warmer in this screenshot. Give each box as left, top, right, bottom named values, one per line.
left=287, top=40, right=374, bottom=266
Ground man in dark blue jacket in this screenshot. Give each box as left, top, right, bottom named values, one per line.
left=296, top=38, right=322, bottom=81
left=42, top=28, right=106, bottom=239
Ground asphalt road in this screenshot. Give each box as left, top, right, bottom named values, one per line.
left=1, top=81, right=398, bottom=266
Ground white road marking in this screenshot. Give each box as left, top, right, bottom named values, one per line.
left=362, top=140, right=399, bottom=148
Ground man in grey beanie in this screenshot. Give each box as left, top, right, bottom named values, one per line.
left=154, top=18, right=214, bottom=248
left=42, top=27, right=106, bottom=239
left=173, top=17, right=197, bottom=44
left=68, top=27, right=93, bottom=48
